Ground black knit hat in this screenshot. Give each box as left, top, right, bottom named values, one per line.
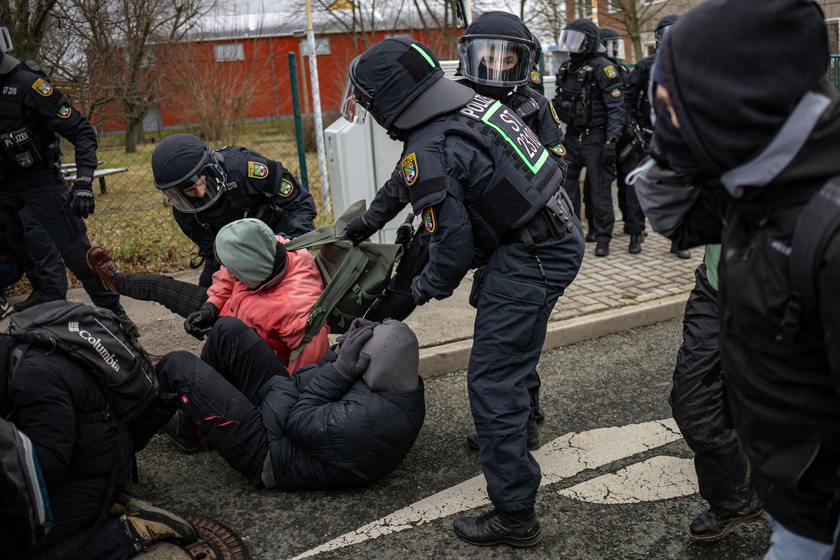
left=658, top=0, right=829, bottom=175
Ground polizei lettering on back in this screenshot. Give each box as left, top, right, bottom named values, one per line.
left=458, top=94, right=548, bottom=174
left=78, top=330, right=120, bottom=372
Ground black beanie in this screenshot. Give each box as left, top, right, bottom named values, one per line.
left=658, top=0, right=829, bottom=175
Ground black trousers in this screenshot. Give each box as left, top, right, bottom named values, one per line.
left=113, top=273, right=208, bottom=318
left=23, top=517, right=136, bottom=560
left=617, top=150, right=646, bottom=235
left=563, top=131, right=616, bottom=243
left=157, top=317, right=286, bottom=486
left=0, top=172, right=119, bottom=308
left=8, top=206, right=67, bottom=301
left=670, top=263, right=756, bottom=515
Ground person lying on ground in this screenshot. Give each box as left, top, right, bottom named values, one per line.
left=155, top=316, right=425, bottom=490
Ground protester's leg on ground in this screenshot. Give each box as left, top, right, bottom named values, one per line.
left=30, top=517, right=137, bottom=560
left=200, top=316, right=290, bottom=404
left=156, top=350, right=269, bottom=485
left=113, top=272, right=208, bottom=318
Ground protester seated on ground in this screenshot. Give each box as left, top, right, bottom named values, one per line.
left=0, top=333, right=197, bottom=559
left=156, top=316, right=426, bottom=490
left=87, top=218, right=330, bottom=372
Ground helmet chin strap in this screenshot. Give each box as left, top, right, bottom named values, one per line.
left=473, top=82, right=514, bottom=100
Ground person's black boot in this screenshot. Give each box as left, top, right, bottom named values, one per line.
left=688, top=507, right=765, bottom=542
left=13, top=290, right=42, bottom=312
left=595, top=241, right=609, bottom=257
left=122, top=497, right=198, bottom=551
left=161, top=410, right=200, bottom=452
left=454, top=508, right=542, bottom=547
left=670, top=242, right=691, bottom=259
left=628, top=234, right=643, bottom=254
left=466, top=420, right=540, bottom=451
left=585, top=230, right=596, bottom=243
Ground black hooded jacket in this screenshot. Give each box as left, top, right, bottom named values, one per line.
left=638, top=0, right=840, bottom=542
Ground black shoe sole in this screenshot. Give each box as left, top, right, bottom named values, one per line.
left=454, top=525, right=543, bottom=547
left=688, top=509, right=765, bottom=542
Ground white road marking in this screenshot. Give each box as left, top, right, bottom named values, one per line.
left=291, top=418, right=683, bottom=559
left=558, top=455, right=697, bottom=503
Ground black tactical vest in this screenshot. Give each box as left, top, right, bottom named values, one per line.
left=402, top=94, right=563, bottom=239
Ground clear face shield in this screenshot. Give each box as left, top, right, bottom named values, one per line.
left=603, top=38, right=625, bottom=61
left=0, top=26, right=12, bottom=53
left=340, top=57, right=368, bottom=124
left=160, top=162, right=227, bottom=214
left=557, top=29, right=591, bottom=53
left=457, top=36, right=534, bottom=86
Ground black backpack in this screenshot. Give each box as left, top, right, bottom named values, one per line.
left=9, top=301, right=158, bottom=422
left=0, top=416, right=51, bottom=555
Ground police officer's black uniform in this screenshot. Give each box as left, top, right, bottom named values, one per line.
left=152, top=134, right=317, bottom=287
left=340, top=37, right=584, bottom=545
left=0, top=51, right=125, bottom=314
left=554, top=18, right=625, bottom=256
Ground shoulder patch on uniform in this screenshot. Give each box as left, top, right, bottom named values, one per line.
left=247, top=161, right=269, bottom=179
left=279, top=178, right=294, bottom=197
left=604, top=65, right=617, bottom=79
left=610, top=88, right=622, bottom=98
left=422, top=207, right=436, bottom=233
left=402, top=152, right=418, bottom=186
left=549, top=144, right=566, bottom=156
left=57, top=105, right=72, bottom=118
left=549, top=101, right=561, bottom=124
left=529, top=70, right=542, bottom=84
left=31, top=78, right=52, bottom=96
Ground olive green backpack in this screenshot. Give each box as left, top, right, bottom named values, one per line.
left=285, top=200, right=403, bottom=361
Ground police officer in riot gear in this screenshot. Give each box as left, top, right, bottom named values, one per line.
left=0, top=25, right=134, bottom=328
left=625, top=14, right=690, bottom=259
left=599, top=27, right=646, bottom=254
left=151, top=133, right=317, bottom=286
left=340, top=37, right=584, bottom=546
left=528, top=33, right=545, bottom=95
left=554, top=18, right=626, bottom=257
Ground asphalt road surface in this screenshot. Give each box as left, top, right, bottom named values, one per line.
left=135, top=318, right=772, bottom=560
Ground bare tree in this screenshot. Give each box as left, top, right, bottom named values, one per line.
left=524, top=0, right=565, bottom=46
left=68, top=0, right=210, bottom=153
left=0, top=0, right=61, bottom=60
left=602, top=0, right=669, bottom=61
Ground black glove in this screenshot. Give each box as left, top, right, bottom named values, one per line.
left=69, top=179, right=95, bottom=219
left=333, top=322, right=375, bottom=380
left=602, top=142, right=617, bottom=168
left=258, top=203, right=285, bottom=229
left=410, top=277, right=430, bottom=306
left=184, top=302, right=220, bottom=340
left=343, top=216, right=378, bottom=245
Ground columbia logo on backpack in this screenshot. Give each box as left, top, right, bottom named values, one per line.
left=9, top=301, right=158, bottom=422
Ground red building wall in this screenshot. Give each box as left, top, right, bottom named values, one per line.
left=91, top=27, right=459, bottom=135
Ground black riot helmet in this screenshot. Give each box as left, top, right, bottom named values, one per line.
left=0, top=23, right=20, bottom=75
left=152, top=133, right=227, bottom=214
left=599, top=28, right=625, bottom=61
left=340, top=37, right=474, bottom=134
left=457, top=11, right=536, bottom=89
left=654, top=14, right=680, bottom=49
left=558, top=18, right=604, bottom=55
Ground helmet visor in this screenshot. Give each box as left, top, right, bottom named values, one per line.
left=457, top=37, right=534, bottom=86
left=603, top=38, right=625, bottom=61
left=160, top=162, right=226, bottom=213
left=557, top=29, right=590, bottom=53
left=655, top=25, right=672, bottom=45
left=340, top=74, right=367, bottom=124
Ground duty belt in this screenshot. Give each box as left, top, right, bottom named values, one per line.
left=571, top=124, right=606, bottom=136
left=500, top=188, right=575, bottom=245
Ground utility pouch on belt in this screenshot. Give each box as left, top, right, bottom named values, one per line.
left=1, top=128, right=42, bottom=169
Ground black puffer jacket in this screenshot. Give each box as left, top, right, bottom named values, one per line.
left=6, top=342, right=134, bottom=552
left=639, top=0, right=840, bottom=542
left=258, top=351, right=425, bottom=491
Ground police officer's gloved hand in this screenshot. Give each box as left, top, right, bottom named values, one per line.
left=69, top=179, right=95, bottom=219
left=410, top=277, right=431, bottom=306
left=184, top=302, right=220, bottom=340
left=602, top=142, right=617, bottom=167
left=259, top=203, right=285, bottom=229
left=333, top=322, right=375, bottom=380
left=343, top=216, right=378, bottom=245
